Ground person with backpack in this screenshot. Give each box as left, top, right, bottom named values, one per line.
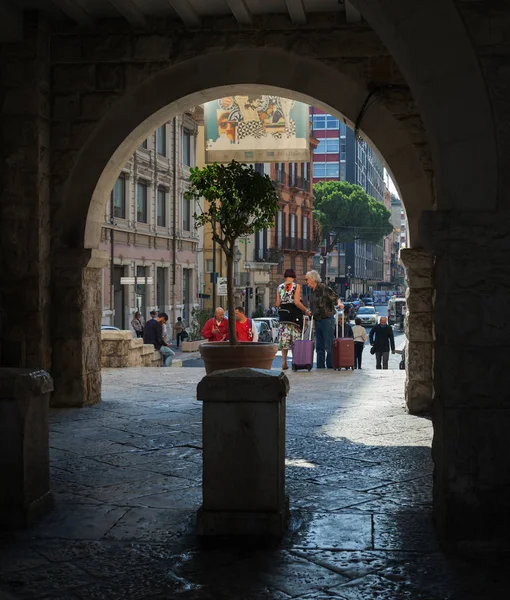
left=235, top=306, right=258, bottom=342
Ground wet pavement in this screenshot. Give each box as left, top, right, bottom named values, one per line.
left=1, top=368, right=508, bottom=599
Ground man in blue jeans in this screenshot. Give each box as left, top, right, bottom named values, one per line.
left=304, top=271, right=343, bottom=369
left=143, top=311, right=175, bottom=367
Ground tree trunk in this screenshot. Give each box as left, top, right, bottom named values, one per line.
left=226, top=248, right=237, bottom=345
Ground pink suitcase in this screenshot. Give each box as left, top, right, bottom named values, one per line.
left=291, top=317, right=314, bottom=372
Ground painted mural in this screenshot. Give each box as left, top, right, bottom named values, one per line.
left=204, top=95, right=310, bottom=163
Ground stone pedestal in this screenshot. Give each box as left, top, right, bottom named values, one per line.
left=0, top=368, right=54, bottom=529
left=400, top=248, right=435, bottom=414
left=196, top=368, right=289, bottom=537
left=421, top=210, right=510, bottom=550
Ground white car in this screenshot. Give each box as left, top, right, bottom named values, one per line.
left=356, top=306, right=379, bottom=326
left=254, top=317, right=280, bottom=342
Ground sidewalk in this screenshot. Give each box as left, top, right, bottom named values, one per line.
left=0, top=368, right=506, bottom=599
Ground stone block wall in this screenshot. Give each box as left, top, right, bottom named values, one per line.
left=100, top=330, right=161, bottom=368
left=400, top=248, right=435, bottom=415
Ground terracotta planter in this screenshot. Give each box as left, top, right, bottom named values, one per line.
left=200, top=341, right=278, bottom=374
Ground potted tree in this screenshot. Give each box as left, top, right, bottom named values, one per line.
left=185, top=160, right=279, bottom=374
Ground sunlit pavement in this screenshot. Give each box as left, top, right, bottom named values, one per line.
left=1, top=368, right=505, bottom=599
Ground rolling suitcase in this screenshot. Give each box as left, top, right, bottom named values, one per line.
left=333, top=312, right=355, bottom=371
left=291, top=317, right=314, bottom=372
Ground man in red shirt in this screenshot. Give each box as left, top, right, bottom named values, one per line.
left=235, top=306, right=258, bottom=342
left=201, top=307, right=229, bottom=342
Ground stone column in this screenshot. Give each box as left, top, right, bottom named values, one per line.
left=421, top=210, right=510, bottom=550
left=399, top=248, right=434, bottom=414
left=51, top=249, right=108, bottom=407
left=0, top=368, right=54, bottom=528
left=0, top=14, right=51, bottom=371
left=197, top=368, right=289, bottom=537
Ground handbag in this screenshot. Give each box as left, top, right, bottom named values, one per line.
left=370, top=346, right=376, bottom=355
left=278, top=303, right=304, bottom=328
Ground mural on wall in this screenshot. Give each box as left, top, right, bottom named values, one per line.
left=204, top=95, right=310, bottom=163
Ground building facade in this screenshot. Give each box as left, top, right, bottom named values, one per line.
left=310, top=107, right=386, bottom=294
left=100, top=111, right=201, bottom=335
left=199, top=136, right=317, bottom=315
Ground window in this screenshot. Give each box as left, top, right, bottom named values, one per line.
left=136, top=181, right=148, bottom=223
left=326, top=116, right=340, bottom=129
left=156, top=125, right=167, bottom=156
left=290, top=213, right=297, bottom=239
left=303, top=162, right=310, bottom=185
left=315, top=138, right=340, bottom=154
left=312, top=115, right=326, bottom=130
left=325, top=163, right=340, bottom=177
left=157, top=188, right=166, bottom=227
left=289, top=162, right=297, bottom=186
left=255, top=163, right=265, bottom=175
left=313, top=163, right=326, bottom=178
left=276, top=210, right=284, bottom=248
left=182, top=196, right=191, bottom=231
left=302, top=215, right=309, bottom=240
left=205, top=259, right=214, bottom=272
left=302, top=256, right=308, bottom=274
left=340, top=138, right=347, bottom=161
left=156, top=267, right=167, bottom=310
left=112, top=175, right=126, bottom=219
left=182, top=128, right=191, bottom=166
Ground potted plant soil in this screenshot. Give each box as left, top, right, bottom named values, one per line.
left=185, top=160, right=279, bottom=374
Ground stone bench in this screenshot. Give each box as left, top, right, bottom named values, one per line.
left=101, top=330, right=162, bottom=367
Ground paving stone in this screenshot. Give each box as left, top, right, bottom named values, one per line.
left=0, top=368, right=488, bottom=598
left=29, top=504, right=129, bottom=540
left=291, top=512, right=373, bottom=550
left=299, top=549, right=413, bottom=580
left=0, top=563, right=92, bottom=599
left=373, top=511, right=439, bottom=552
left=104, top=507, right=195, bottom=541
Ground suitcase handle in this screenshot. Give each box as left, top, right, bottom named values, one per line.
left=303, top=316, right=313, bottom=341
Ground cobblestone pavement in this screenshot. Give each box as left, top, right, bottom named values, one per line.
left=1, top=368, right=508, bottom=599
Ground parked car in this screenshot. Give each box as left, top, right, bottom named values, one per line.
left=101, top=325, right=120, bottom=331
left=254, top=317, right=279, bottom=342
left=363, top=298, right=375, bottom=307
left=254, top=320, right=273, bottom=343
left=356, top=306, right=379, bottom=326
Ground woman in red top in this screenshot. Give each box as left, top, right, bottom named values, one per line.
left=201, top=307, right=229, bottom=341
left=235, top=306, right=258, bottom=342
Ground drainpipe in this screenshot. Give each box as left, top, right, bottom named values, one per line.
left=172, top=116, right=177, bottom=328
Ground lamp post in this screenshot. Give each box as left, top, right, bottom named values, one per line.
left=234, top=247, right=243, bottom=312
left=346, top=264, right=352, bottom=299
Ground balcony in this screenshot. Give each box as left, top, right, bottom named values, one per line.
left=284, top=237, right=312, bottom=251
left=288, top=176, right=309, bottom=191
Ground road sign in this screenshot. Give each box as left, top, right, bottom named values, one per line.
left=120, top=277, right=153, bottom=285
left=217, top=277, right=227, bottom=296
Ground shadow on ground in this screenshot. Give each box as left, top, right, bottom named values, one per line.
left=0, top=368, right=508, bottom=599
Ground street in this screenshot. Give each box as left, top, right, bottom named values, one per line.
left=180, top=304, right=405, bottom=370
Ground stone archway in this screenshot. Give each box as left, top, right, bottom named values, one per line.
left=51, top=48, right=434, bottom=412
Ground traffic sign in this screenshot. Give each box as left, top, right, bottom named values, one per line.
left=217, top=277, right=228, bottom=296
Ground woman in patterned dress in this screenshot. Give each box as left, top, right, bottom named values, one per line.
left=276, top=269, right=308, bottom=370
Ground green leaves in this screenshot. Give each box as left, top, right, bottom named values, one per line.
left=313, top=180, right=393, bottom=249
left=185, top=161, right=279, bottom=252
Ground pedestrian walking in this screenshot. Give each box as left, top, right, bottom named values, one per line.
left=143, top=312, right=175, bottom=367
left=174, top=317, right=187, bottom=348
left=369, top=316, right=395, bottom=369
left=131, top=311, right=144, bottom=338
left=234, top=306, right=258, bottom=342
left=352, top=317, right=368, bottom=369
left=275, top=269, right=308, bottom=370
left=304, top=270, right=343, bottom=369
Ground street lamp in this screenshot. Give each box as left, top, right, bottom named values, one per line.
left=234, top=247, right=242, bottom=264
